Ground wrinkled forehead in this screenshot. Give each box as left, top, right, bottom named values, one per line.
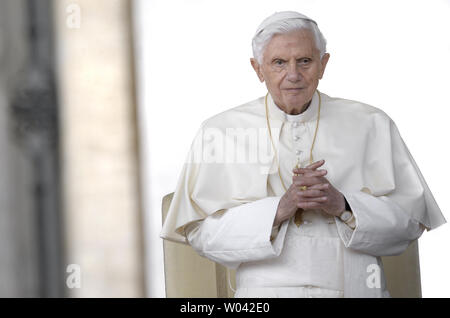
left=263, top=29, right=319, bottom=61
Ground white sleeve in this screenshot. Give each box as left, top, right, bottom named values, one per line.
left=334, top=117, right=445, bottom=257
left=335, top=191, right=425, bottom=257
left=184, top=196, right=289, bottom=269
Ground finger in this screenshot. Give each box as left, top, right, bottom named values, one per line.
left=297, top=189, right=326, bottom=198
left=297, top=201, right=324, bottom=209
left=299, top=196, right=327, bottom=203
left=293, top=177, right=325, bottom=187
left=293, top=160, right=325, bottom=174
left=306, top=159, right=325, bottom=169
left=307, top=183, right=330, bottom=191
left=288, top=182, right=329, bottom=192
left=293, top=169, right=327, bottom=179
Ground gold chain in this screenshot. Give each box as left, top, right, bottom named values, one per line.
left=264, top=90, right=322, bottom=192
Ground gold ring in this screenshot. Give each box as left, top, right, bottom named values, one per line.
left=299, top=186, right=307, bottom=191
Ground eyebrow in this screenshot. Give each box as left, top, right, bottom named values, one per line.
left=271, top=56, right=312, bottom=62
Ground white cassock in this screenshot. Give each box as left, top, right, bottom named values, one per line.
left=160, top=91, right=446, bottom=298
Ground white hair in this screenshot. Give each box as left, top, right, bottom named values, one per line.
left=252, top=13, right=327, bottom=64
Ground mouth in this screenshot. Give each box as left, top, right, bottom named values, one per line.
left=284, top=88, right=304, bottom=92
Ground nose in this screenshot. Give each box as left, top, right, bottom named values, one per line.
left=286, top=62, right=302, bottom=82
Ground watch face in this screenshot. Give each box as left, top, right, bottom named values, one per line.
left=340, top=211, right=352, bottom=222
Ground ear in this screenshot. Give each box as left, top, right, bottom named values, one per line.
left=318, top=53, right=330, bottom=79
left=250, top=58, right=265, bottom=82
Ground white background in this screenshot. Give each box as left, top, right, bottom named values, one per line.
left=133, top=0, right=450, bottom=297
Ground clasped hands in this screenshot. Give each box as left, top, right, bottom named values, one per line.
left=273, top=159, right=346, bottom=227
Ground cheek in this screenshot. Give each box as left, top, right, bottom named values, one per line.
left=266, top=74, right=284, bottom=90
left=306, top=66, right=323, bottom=81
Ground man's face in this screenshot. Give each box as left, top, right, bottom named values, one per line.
left=251, top=29, right=330, bottom=114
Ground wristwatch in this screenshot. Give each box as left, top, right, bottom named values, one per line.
left=339, top=197, right=353, bottom=222
left=339, top=210, right=353, bottom=222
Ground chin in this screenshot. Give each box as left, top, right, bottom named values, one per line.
left=284, top=96, right=307, bottom=108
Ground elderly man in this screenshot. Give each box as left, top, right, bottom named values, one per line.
left=160, top=11, right=445, bottom=298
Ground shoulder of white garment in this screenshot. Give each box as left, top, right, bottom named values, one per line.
left=320, top=93, right=392, bottom=122
left=199, top=96, right=266, bottom=130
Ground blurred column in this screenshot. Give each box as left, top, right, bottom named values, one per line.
left=9, top=0, right=66, bottom=297
left=52, top=0, right=145, bottom=297
left=0, top=0, right=40, bottom=297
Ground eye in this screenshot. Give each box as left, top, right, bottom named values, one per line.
left=298, top=58, right=311, bottom=65
left=273, top=59, right=285, bottom=66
